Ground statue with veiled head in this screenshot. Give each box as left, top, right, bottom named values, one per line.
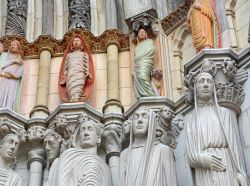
left=185, top=72, right=248, bottom=186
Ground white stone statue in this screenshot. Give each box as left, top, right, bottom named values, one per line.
left=185, top=72, right=249, bottom=186
left=43, top=128, right=70, bottom=186
left=0, top=40, right=23, bottom=110
left=0, top=133, right=22, bottom=186
left=51, top=119, right=112, bottom=186
left=119, top=106, right=177, bottom=186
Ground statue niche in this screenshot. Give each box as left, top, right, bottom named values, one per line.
left=119, top=106, right=177, bottom=186
left=185, top=72, right=248, bottom=186
left=187, top=0, right=221, bottom=52
left=58, top=35, right=95, bottom=103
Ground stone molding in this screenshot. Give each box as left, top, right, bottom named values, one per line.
left=0, top=29, right=130, bottom=59
left=161, top=2, right=190, bottom=35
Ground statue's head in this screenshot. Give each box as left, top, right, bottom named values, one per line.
left=44, top=129, right=62, bottom=164
left=132, top=107, right=151, bottom=139
left=195, top=72, right=214, bottom=102
left=123, top=120, right=131, bottom=137
left=137, top=28, right=148, bottom=42
left=0, top=42, right=4, bottom=54
left=71, top=36, right=83, bottom=51
left=159, top=106, right=174, bottom=122
left=0, top=134, right=19, bottom=164
left=79, top=120, right=102, bottom=149
left=9, top=40, right=21, bottom=54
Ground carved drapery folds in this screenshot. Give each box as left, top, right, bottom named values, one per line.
left=5, top=0, right=27, bottom=36
left=68, top=0, right=91, bottom=30
left=185, top=58, right=248, bottom=114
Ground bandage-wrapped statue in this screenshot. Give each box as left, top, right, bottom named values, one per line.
left=59, top=35, right=94, bottom=102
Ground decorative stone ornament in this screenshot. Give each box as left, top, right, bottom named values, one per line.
left=5, top=0, right=27, bottom=36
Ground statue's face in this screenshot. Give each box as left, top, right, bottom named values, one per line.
left=79, top=122, right=99, bottom=149
left=160, top=106, right=172, bottom=121
left=0, top=134, right=19, bottom=162
left=44, top=136, right=61, bottom=163
left=72, top=37, right=83, bottom=50
left=196, top=74, right=214, bottom=101
left=0, top=44, right=4, bottom=54
left=137, top=29, right=147, bottom=41
left=123, top=120, right=131, bottom=135
left=10, top=41, right=20, bottom=53
left=132, top=109, right=149, bottom=138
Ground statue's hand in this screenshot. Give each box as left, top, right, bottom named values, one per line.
left=200, top=153, right=226, bottom=171
left=4, top=72, right=12, bottom=78
left=236, top=172, right=248, bottom=186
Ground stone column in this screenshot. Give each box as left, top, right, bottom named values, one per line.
left=103, top=44, right=124, bottom=186
left=55, top=0, right=64, bottom=39
left=97, top=0, right=106, bottom=34
left=171, top=50, right=183, bottom=100
left=26, top=124, right=46, bottom=186
left=34, top=0, right=42, bottom=39
left=107, top=45, right=119, bottom=101
left=30, top=49, right=51, bottom=118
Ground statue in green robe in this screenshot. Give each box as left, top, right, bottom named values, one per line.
left=134, top=28, right=156, bottom=98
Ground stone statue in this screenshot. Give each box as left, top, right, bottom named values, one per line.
left=68, top=0, right=91, bottom=30
left=0, top=40, right=23, bottom=110
left=51, top=119, right=112, bottom=186
left=119, top=106, right=177, bottom=186
left=0, top=133, right=22, bottom=186
left=185, top=72, right=248, bottom=186
left=0, top=119, right=11, bottom=140
left=187, top=0, right=221, bottom=52
left=0, top=42, right=7, bottom=69
left=43, top=128, right=70, bottom=186
left=133, top=28, right=156, bottom=98
left=151, top=69, right=163, bottom=96
left=157, top=106, right=184, bottom=148
left=59, top=35, right=94, bottom=102
left=5, top=0, right=27, bottom=36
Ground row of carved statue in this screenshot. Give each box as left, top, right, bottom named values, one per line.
left=0, top=68, right=249, bottom=185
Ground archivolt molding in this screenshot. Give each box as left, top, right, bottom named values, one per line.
left=161, top=2, right=190, bottom=36
left=173, top=23, right=191, bottom=51
left=0, top=28, right=130, bottom=58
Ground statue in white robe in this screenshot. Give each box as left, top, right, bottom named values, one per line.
left=119, top=106, right=177, bottom=186
left=0, top=134, right=22, bottom=186
left=51, top=120, right=112, bottom=186
left=185, top=72, right=248, bottom=186
left=0, top=40, right=23, bottom=111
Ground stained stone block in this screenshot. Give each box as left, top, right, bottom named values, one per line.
left=124, top=0, right=155, bottom=19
